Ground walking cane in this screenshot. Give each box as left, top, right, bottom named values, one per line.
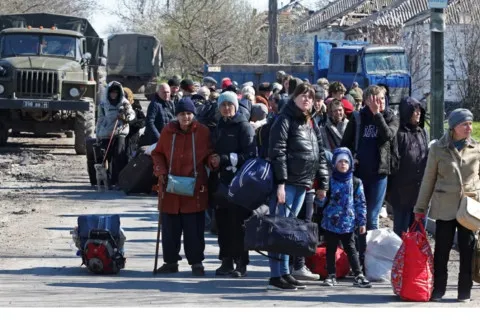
left=102, top=119, right=119, bottom=166
left=153, top=181, right=165, bottom=275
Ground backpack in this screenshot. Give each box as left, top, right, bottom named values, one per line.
left=256, top=118, right=273, bottom=159
left=227, top=157, right=274, bottom=211
left=73, top=215, right=126, bottom=274
left=352, top=110, right=400, bottom=174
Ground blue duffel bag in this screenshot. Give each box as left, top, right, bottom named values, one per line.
left=227, top=158, right=274, bottom=211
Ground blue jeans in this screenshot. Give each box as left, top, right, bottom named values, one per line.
left=268, top=184, right=306, bottom=278
left=356, top=174, right=388, bottom=265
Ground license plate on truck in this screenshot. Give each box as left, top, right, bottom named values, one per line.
left=22, top=101, right=49, bottom=109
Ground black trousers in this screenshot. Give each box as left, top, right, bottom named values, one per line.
left=434, top=219, right=475, bottom=296
left=215, top=202, right=252, bottom=264
left=325, top=230, right=362, bottom=276
left=99, top=136, right=127, bottom=185
left=161, top=211, right=205, bottom=265
left=293, top=191, right=315, bottom=270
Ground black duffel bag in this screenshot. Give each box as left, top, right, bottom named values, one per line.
left=244, top=204, right=319, bottom=257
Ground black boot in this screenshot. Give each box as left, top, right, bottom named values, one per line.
left=215, top=258, right=234, bottom=276
left=155, top=262, right=179, bottom=274
left=232, top=259, right=247, bottom=278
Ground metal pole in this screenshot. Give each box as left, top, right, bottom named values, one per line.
left=268, top=0, right=279, bottom=63
left=430, top=8, right=445, bottom=140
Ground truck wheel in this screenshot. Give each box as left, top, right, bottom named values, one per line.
left=74, top=101, right=95, bottom=155
left=0, top=121, right=8, bottom=147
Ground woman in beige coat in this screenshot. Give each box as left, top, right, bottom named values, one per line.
left=414, top=108, right=480, bottom=303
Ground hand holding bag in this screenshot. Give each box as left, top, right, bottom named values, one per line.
left=166, top=133, right=197, bottom=197
left=243, top=204, right=319, bottom=257
left=448, top=148, right=480, bottom=231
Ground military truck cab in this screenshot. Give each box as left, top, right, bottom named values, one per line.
left=0, top=13, right=105, bottom=154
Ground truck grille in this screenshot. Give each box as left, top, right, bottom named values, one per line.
left=16, top=70, right=59, bottom=98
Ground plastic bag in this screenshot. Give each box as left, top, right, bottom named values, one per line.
left=365, top=228, right=402, bottom=282
left=391, top=221, right=434, bottom=302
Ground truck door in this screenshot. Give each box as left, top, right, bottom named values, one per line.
left=328, top=49, right=364, bottom=89
left=136, top=36, right=155, bottom=75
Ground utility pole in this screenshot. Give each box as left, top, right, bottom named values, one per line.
left=429, top=0, right=447, bottom=139
left=268, top=0, right=279, bottom=63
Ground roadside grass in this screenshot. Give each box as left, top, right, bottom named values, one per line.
left=473, top=122, right=480, bottom=141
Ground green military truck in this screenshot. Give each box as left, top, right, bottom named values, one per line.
left=0, top=13, right=106, bottom=154
left=106, top=33, right=162, bottom=102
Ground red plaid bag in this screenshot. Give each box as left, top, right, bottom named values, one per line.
left=391, top=221, right=434, bottom=302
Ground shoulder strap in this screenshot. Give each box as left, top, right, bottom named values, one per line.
left=168, top=133, right=197, bottom=178
left=192, top=133, right=197, bottom=177
left=168, top=134, right=176, bottom=175
left=353, top=177, right=360, bottom=192
left=353, top=111, right=361, bottom=154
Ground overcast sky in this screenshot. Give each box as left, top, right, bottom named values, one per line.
left=90, top=0, right=275, bottom=37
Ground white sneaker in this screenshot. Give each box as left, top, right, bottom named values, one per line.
left=291, top=266, right=320, bottom=281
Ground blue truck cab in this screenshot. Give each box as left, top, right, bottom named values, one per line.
left=315, top=36, right=411, bottom=106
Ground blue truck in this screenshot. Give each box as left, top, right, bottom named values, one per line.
left=204, top=35, right=411, bottom=105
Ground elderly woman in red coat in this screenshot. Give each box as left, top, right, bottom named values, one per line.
left=152, top=97, right=217, bottom=276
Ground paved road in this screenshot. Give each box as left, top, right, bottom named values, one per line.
left=0, top=136, right=478, bottom=307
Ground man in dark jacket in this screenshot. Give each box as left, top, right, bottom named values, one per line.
left=341, top=85, right=399, bottom=266
left=388, top=97, right=428, bottom=237
left=142, top=83, right=175, bottom=146
left=168, top=78, right=181, bottom=106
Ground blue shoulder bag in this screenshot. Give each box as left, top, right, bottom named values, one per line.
left=166, top=133, right=197, bottom=197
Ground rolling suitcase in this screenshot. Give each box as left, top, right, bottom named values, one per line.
left=86, top=138, right=103, bottom=186
left=118, top=153, right=157, bottom=194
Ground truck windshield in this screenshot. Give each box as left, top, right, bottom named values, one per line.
left=365, top=52, right=408, bottom=74
left=1, top=34, right=78, bottom=59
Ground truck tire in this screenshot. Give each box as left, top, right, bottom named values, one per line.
left=74, top=101, right=95, bottom=155
left=0, top=121, right=9, bottom=147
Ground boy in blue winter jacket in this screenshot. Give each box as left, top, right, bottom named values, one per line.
left=321, top=147, right=371, bottom=288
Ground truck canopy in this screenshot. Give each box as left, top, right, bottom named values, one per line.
left=107, top=33, right=161, bottom=78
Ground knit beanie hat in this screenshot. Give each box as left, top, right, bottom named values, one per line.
left=175, top=98, right=196, bottom=115
left=241, top=86, right=255, bottom=97
left=331, top=147, right=353, bottom=170
left=221, top=78, right=233, bottom=90
left=180, top=79, right=195, bottom=93
left=448, top=108, right=473, bottom=130
left=218, top=91, right=239, bottom=112
left=251, top=103, right=268, bottom=120
left=168, top=78, right=180, bottom=87
left=335, top=153, right=350, bottom=166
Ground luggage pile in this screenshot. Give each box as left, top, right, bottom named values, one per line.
left=71, top=214, right=126, bottom=274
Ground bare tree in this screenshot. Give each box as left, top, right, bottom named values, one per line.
left=0, top=0, right=96, bottom=19
left=448, top=23, right=480, bottom=117
left=113, top=0, right=265, bottom=77
left=400, top=24, right=431, bottom=100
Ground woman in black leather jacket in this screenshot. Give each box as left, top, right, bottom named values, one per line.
left=267, top=83, right=329, bottom=290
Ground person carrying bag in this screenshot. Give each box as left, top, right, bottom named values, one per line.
left=414, top=108, right=480, bottom=302
left=151, top=98, right=215, bottom=276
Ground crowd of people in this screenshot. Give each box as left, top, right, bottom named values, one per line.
left=95, top=71, right=479, bottom=301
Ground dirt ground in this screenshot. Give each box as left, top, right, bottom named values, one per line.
left=0, top=134, right=475, bottom=307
